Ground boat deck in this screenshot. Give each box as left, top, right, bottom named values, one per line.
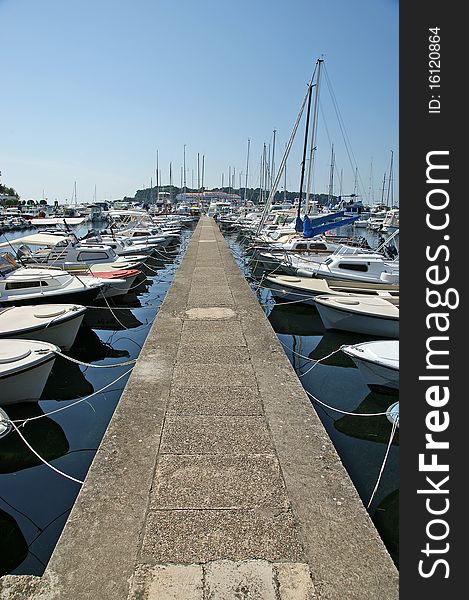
left=0, top=217, right=398, bottom=599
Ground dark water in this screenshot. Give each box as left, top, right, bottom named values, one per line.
left=0, top=223, right=194, bottom=576
left=224, top=227, right=399, bottom=567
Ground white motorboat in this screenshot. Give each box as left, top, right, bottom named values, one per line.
left=265, top=274, right=399, bottom=305
left=341, top=340, right=399, bottom=390
left=79, top=234, right=155, bottom=257
left=0, top=304, right=86, bottom=350
left=0, top=340, right=58, bottom=406
left=292, top=252, right=399, bottom=285
left=0, top=254, right=103, bottom=306
left=314, top=295, right=399, bottom=338
left=118, top=227, right=180, bottom=247
left=0, top=233, right=145, bottom=270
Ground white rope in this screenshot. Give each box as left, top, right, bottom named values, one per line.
left=297, top=348, right=342, bottom=377
left=53, top=349, right=137, bottom=368
left=11, top=368, right=133, bottom=425
left=366, top=415, right=399, bottom=509
left=305, top=389, right=392, bottom=417
left=10, top=421, right=84, bottom=485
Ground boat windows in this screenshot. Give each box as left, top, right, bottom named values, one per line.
left=309, top=243, right=327, bottom=251
left=296, top=243, right=307, bottom=250
left=337, top=263, right=369, bottom=272
left=77, top=252, right=109, bottom=261
left=5, top=280, right=48, bottom=290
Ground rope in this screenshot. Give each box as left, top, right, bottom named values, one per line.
left=53, top=349, right=137, bottom=368
left=10, top=421, right=84, bottom=485
left=305, top=389, right=393, bottom=418
left=367, top=415, right=399, bottom=509
left=11, top=368, right=133, bottom=426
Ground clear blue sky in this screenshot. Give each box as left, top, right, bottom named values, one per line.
left=1, top=0, right=398, bottom=204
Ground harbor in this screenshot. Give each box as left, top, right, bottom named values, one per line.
left=0, top=217, right=398, bottom=599
left=1, top=2, right=400, bottom=596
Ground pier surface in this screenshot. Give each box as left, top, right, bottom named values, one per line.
left=0, top=218, right=398, bottom=599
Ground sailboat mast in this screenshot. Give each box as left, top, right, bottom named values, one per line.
left=271, top=130, right=276, bottom=191
left=386, top=150, right=394, bottom=208
left=296, top=80, right=314, bottom=223
left=244, top=138, right=250, bottom=206
left=183, top=145, right=187, bottom=194
left=381, top=172, right=387, bottom=205
left=156, top=150, right=159, bottom=205
left=305, top=58, right=323, bottom=214
left=327, top=143, right=335, bottom=206
left=169, top=162, right=173, bottom=205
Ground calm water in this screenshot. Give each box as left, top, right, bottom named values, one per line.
left=224, top=226, right=399, bottom=566
left=0, top=223, right=194, bottom=576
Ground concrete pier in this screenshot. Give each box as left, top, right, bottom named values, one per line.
left=0, top=217, right=398, bottom=599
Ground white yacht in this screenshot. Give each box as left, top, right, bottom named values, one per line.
left=341, top=340, right=399, bottom=390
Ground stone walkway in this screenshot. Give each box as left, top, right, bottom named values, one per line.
left=0, top=218, right=398, bottom=599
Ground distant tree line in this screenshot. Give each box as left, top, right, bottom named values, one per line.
left=0, top=183, right=19, bottom=200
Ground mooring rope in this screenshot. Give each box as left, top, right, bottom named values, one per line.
left=10, top=421, right=84, bottom=485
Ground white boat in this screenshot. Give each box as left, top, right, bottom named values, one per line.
left=314, top=294, right=399, bottom=337
left=0, top=233, right=145, bottom=270
left=0, top=340, right=58, bottom=406
left=0, top=304, right=86, bottom=350
left=265, top=274, right=399, bottom=305
left=291, top=252, right=399, bottom=285
left=386, top=402, right=399, bottom=427
left=0, top=254, right=103, bottom=306
left=341, top=340, right=399, bottom=390
left=0, top=407, right=11, bottom=439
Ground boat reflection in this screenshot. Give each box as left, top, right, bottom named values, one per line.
left=83, top=307, right=144, bottom=330
left=0, top=405, right=69, bottom=473
left=268, top=302, right=324, bottom=336
left=42, top=325, right=131, bottom=400
left=334, top=392, right=400, bottom=445
left=0, top=508, right=28, bottom=575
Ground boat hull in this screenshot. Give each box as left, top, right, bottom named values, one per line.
left=0, top=307, right=86, bottom=351
left=315, top=301, right=399, bottom=338
left=0, top=285, right=100, bottom=307
left=0, top=356, right=56, bottom=405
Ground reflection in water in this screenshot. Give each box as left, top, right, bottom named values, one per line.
left=84, top=307, right=144, bottom=330
left=0, top=405, right=69, bottom=474
left=334, top=393, right=400, bottom=446
left=373, top=489, right=399, bottom=560
left=0, top=508, right=28, bottom=575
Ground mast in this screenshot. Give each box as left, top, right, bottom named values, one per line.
left=386, top=150, right=394, bottom=208
left=305, top=58, right=323, bottom=214
left=255, top=61, right=317, bottom=234
left=183, top=144, right=187, bottom=194
left=296, top=79, right=314, bottom=227
left=380, top=172, right=387, bottom=205
left=169, top=162, right=173, bottom=205
left=271, top=129, right=276, bottom=191
left=283, top=143, right=287, bottom=203
left=327, top=143, right=335, bottom=206
left=244, top=138, right=250, bottom=206
left=156, top=150, right=159, bottom=205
